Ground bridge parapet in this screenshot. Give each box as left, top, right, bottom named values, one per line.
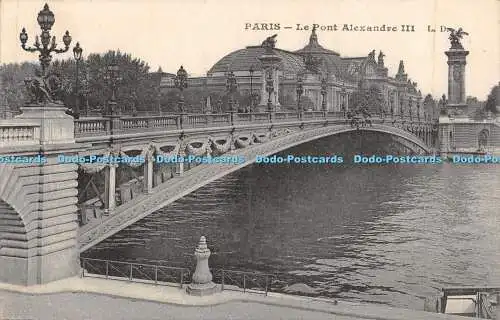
left=0, top=121, right=41, bottom=147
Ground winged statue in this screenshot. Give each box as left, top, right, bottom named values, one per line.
left=446, top=27, right=469, bottom=48
left=261, top=34, right=277, bottom=48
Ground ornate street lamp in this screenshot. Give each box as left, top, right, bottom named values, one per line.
left=249, top=65, right=254, bottom=112
left=389, top=91, right=394, bottom=117
left=80, top=75, right=90, bottom=116
left=174, top=65, right=188, bottom=113
left=265, top=69, right=274, bottom=113
left=19, top=4, right=72, bottom=76
left=72, top=42, right=83, bottom=118
left=399, top=95, right=404, bottom=119
left=131, top=91, right=138, bottom=116
left=296, top=76, right=304, bottom=113
left=340, top=85, right=347, bottom=116
left=417, top=101, right=421, bottom=121
left=408, top=97, right=413, bottom=120
left=103, top=59, right=122, bottom=116
left=157, top=91, right=162, bottom=114
left=225, top=71, right=238, bottom=112
left=320, top=77, right=327, bottom=112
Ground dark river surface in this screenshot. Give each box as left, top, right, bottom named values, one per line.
left=83, top=132, right=500, bottom=310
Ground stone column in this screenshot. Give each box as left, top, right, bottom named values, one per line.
left=104, top=163, right=117, bottom=214
left=272, top=68, right=280, bottom=107
left=187, top=236, right=218, bottom=296
left=445, top=43, right=469, bottom=115
left=259, top=71, right=267, bottom=106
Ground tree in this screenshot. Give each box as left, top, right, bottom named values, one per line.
left=49, top=50, right=157, bottom=115
left=0, top=62, right=38, bottom=114
left=485, top=84, right=499, bottom=114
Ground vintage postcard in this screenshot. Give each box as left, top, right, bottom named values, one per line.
left=0, top=0, right=499, bottom=319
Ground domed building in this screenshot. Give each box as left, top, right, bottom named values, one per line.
left=163, top=27, right=423, bottom=117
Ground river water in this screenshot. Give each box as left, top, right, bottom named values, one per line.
left=83, top=132, right=500, bottom=310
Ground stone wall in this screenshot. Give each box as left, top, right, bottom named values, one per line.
left=439, top=117, right=500, bottom=154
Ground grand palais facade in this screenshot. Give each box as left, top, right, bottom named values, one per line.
left=161, top=28, right=424, bottom=117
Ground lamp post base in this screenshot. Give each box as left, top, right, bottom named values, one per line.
left=186, top=282, right=219, bottom=296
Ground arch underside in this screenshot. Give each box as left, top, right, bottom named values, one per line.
left=79, top=123, right=430, bottom=251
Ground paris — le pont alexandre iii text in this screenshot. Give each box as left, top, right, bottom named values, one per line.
left=244, top=23, right=452, bottom=33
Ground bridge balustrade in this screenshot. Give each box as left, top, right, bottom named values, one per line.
left=71, top=112, right=436, bottom=139
left=0, top=122, right=40, bottom=146
left=253, top=112, right=270, bottom=123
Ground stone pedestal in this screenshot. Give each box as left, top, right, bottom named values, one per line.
left=16, top=103, right=75, bottom=145
left=445, top=47, right=469, bottom=115
left=1, top=102, right=84, bottom=285
left=187, top=236, right=218, bottom=296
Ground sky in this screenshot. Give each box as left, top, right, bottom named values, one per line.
left=0, top=0, right=498, bottom=100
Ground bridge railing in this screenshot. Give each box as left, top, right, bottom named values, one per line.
left=0, top=121, right=41, bottom=147
left=72, top=111, right=436, bottom=138
left=212, top=269, right=278, bottom=296
left=80, top=257, right=190, bottom=288
left=74, top=117, right=109, bottom=136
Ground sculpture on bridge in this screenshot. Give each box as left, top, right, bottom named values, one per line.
left=261, top=34, right=277, bottom=48
left=24, top=68, right=66, bottom=105
left=446, top=27, right=469, bottom=49
left=368, top=50, right=376, bottom=62
left=377, top=51, right=385, bottom=67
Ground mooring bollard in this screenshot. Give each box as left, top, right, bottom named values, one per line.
left=186, top=236, right=218, bottom=296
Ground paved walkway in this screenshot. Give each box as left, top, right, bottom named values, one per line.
left=0, top=277, right=471, bottom=320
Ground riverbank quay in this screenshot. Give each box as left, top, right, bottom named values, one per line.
left=0, top=277, right=471, bottom=320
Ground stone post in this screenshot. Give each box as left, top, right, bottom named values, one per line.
left=187, top=236, right=218, bottom=296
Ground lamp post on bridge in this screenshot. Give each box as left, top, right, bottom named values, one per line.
left=399, top=95, right=404, bottom=119
left=340, top=84, right=347, bottom=117
left=226, top=71, right=238, bottom=123
left=417, top=100, right=421, bottom=121
left=72, top=42, right=83, bottom=118
left=389, top=91, right=394, bottom=118
left=296, top=76, right=304, bottom=119
left=320, top=77, right=327, bottom=115
left=131, top=91, right=138, bottom=116
left=226, top=71, right=238, bottom=112
left=408, top=96, right=413, bottom=121
left=249, top=65, right=254, bottom=112
left=174, top=65, right=188, bottom=114
left=265, top=70, right=274, bottom=113
left=103, top=59, right=122, bottom=117
left=19, top=4, right=73, bottom=77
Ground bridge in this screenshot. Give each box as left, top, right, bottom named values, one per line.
left=0, top=102, right=436, bottom=285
